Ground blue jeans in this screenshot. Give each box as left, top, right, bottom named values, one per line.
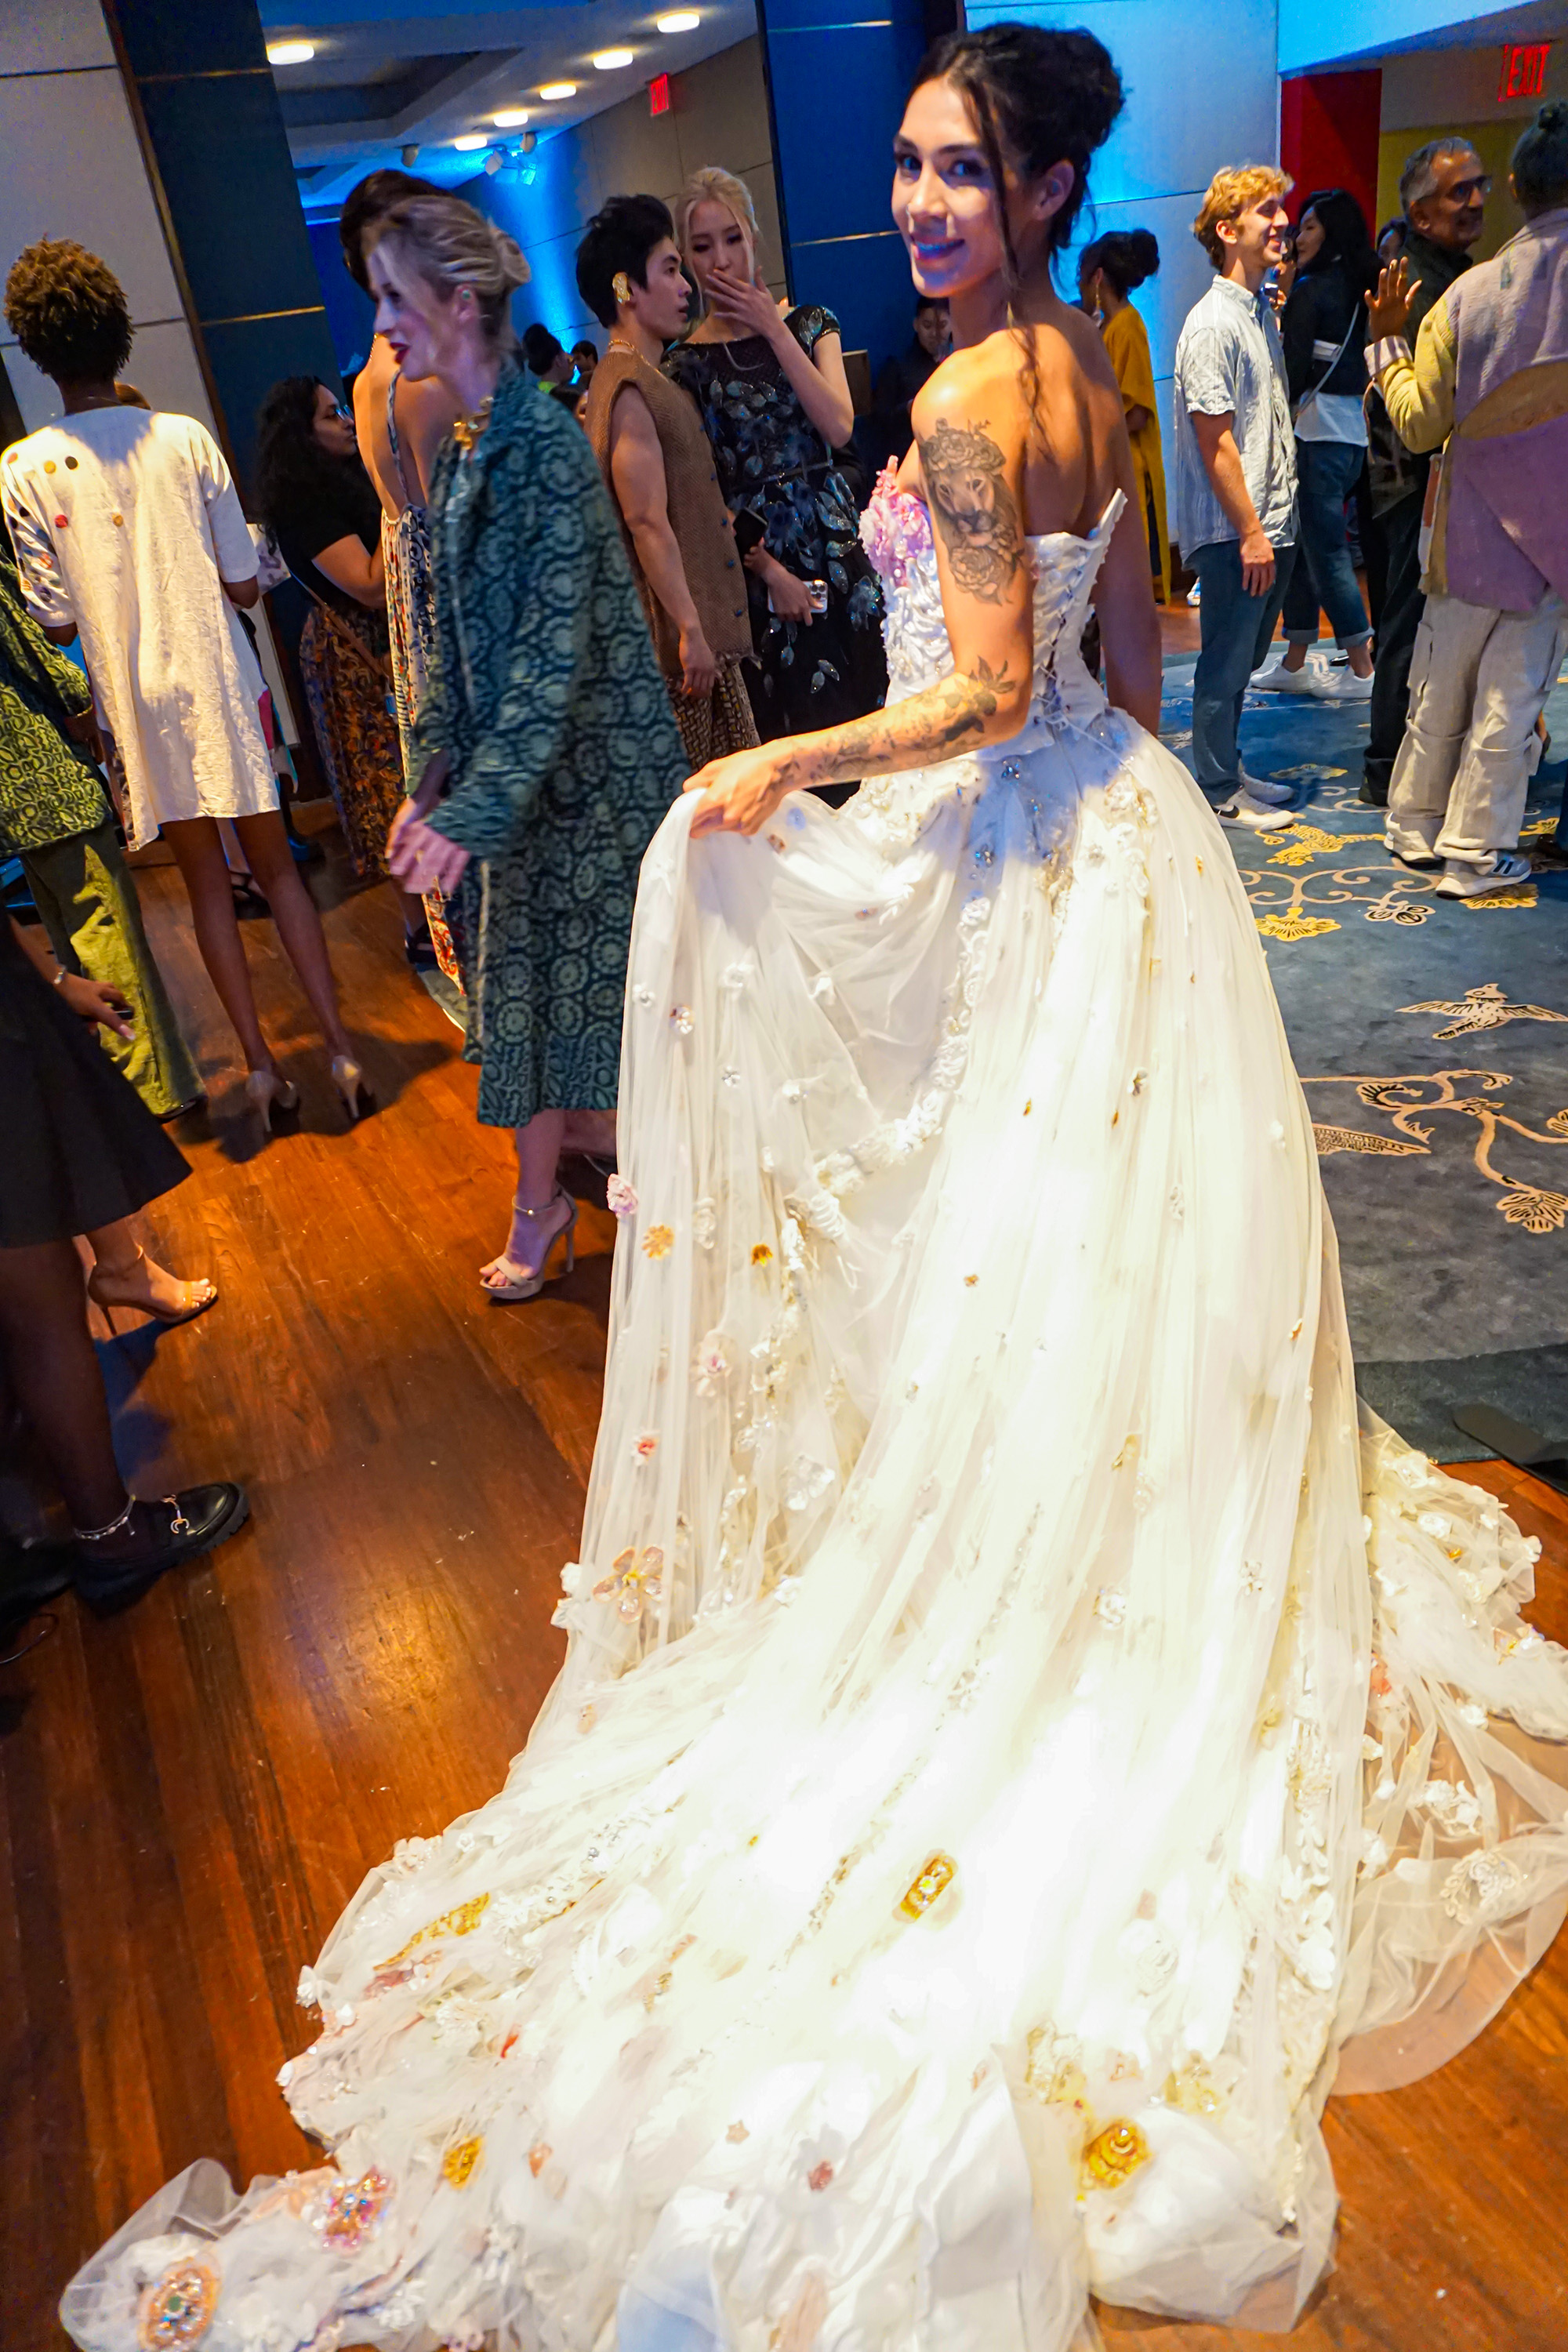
left=1190, top=538, right=1297, bottom=795
left=1282, top=438, right=1372, bottom=649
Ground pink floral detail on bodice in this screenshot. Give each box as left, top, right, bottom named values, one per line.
left=859, top=463, right=932, bottom=589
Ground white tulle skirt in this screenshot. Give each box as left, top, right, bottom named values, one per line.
left=65, top=712, right=1568, bottom=2352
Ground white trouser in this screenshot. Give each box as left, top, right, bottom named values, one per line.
left=1386, top=586, right=1567, bottom=866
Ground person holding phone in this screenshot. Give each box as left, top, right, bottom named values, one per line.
left=667, top=165, right=887, bottom=752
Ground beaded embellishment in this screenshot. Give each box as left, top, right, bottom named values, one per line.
left=899, top=1851, right=956, bottom=1919
left=593, top=1545, right=664, bottom=1621
left=443, top=2136, right=483, bottom=2187
left=321, top=2167, right=394, bottom=2251
left=137, top=2258, right=220, bottom=2349
left=1082, top=2118, right=1150, bottom=2190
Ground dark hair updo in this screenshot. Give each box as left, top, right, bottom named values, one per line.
left=1513, top=100, right=1568, bottom=216
left=913, top=23, right=1125, bottom=285
left=1087, top=227, right=1159, bottom=299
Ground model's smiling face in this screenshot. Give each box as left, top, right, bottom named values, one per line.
left=892, top=77, right=1006, bottom=301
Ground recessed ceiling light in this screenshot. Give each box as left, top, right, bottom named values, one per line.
left=453, top=132, right=488, bottom=151
left=266, top=39, right=314, bottom=64
left=593, top=49, right=634, bottom=69
left=539, top=81, right=576, bottom=100
left=657, top=12, right=699, bottom=29
left=492, top=107, right=530, bottom=126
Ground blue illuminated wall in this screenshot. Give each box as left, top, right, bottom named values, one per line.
left=753, top=0, right=930, bottom=376
left=965, top=0, right=1282, bottom=493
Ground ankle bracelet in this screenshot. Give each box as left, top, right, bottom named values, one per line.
left=74, top=1498, right=135, bottom=1541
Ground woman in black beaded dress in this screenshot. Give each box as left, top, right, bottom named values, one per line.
left=666, top=166, right=886, bottom=748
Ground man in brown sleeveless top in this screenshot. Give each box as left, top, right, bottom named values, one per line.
left=577, top=196, right=758, bottom=767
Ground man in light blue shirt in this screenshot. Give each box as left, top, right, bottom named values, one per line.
left=1174, top=165, right=1300, bottom=829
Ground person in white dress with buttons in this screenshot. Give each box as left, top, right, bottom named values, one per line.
left=2, top=238, right=362, bottom=1131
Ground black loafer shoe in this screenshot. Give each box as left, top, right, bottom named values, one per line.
left=76, top=1484, right=250, bottom=1616
left=0, top=1541, right=75, bottom=1642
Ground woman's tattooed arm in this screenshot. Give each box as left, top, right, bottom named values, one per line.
left=766, top=654, right=1016, bottom=792
left=919, top=417, right=1024, bottom=604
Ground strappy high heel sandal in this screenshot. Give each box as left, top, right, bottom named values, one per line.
left=480, top=1191, right=579, bottom=1302
left=331, top=1054, right=373, bottom=1123
left=245, top=1066, right=300, bottom=1134
left=87, top=1245, right=218, bottom=1330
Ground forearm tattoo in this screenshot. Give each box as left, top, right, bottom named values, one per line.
left=919, top=417, right=1024, bottom=604
left=775, top=656, right=1013, bottom=789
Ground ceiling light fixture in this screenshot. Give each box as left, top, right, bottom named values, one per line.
left=266, top=38, right=315, bottom=64
left=593, top=49, right=634, bottom=69
left=492, top=107, right=530, bottom=125
left=453, top=132, right=488, bottom=150
left=539, top=82, right=576, bottom=100
left=657, top=12, right=700, bottom=30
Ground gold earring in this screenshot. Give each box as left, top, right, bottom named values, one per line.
left=612, top=270, right=632, bottom=307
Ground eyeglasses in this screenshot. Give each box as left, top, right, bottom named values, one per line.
left=1444, top=174, right=1492, bottom=201
left=331, top=399, right=353, bottom=422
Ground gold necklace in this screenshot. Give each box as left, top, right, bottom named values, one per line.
left=452, top=391, right=495, bottom=454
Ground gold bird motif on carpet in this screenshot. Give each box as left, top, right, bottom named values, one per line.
left=1401, top=982, right=1568, bottom=1040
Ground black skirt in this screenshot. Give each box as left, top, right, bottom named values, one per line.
left=0, top=922, right=191, bottom=1247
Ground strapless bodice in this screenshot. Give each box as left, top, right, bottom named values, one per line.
left=859, top=474, right=1124, bottom=739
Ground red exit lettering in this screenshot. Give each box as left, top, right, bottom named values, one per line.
left=649, top=71, right=670, bottom=115
left=1498, top=42, right=1551, bottom=101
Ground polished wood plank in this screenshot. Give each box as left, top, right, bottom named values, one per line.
left=3, top=829, right=1566, bottom=2350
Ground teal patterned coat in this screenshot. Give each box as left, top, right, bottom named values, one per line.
left=418, top=364, right=686, bottom=1127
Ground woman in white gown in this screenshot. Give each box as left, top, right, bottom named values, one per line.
left=67, top=27, right=1568, bottom=2352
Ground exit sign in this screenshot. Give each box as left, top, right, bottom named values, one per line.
left=649, top=71, right=670, bottom=115
left=1498, top=42, right=1551, bottom=100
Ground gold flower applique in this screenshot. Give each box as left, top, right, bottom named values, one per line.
left=442, top=2136, right=483, bottom=2188
left=1082, top=2118, right=1150, bottom=2190
left=643, top=1224, right=675, bottom=1259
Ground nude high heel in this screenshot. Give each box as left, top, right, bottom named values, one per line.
left=245, top=1067, right=300, bottom=1134
left=480, top=1192, right=579, bottom=1302
left=331, top=1055, right=373, bottom=1123
left=87, top=1244, right=218, bottom=1331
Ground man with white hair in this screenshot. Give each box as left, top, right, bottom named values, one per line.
left=1361, top=136, right=1487, bottom=804
left=1369, top=100, right=1568, bottom=897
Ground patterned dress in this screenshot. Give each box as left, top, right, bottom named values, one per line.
left=416, top=365, right=687, bottom=1127
left=297, top=601, right=405, bottom=880
left=0, top=536, right=198, bottom=1116
left=665, top=306, right=886, bottom=739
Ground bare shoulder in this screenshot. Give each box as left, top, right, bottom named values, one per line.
left=912, top=338, right=1023, bottom=444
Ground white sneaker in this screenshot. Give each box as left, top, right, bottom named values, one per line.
left=1251, top=659, right=1320, bottom=695
left=1434, top=851, right=1533, bottom=899
left=1315, top=666, right=1374, bottom=702
left=1219, top=789, right=1297, bottom=833
left=1237, top=769, right=1295, bottom=806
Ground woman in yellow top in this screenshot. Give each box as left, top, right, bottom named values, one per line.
left=1080, top=229, right=1171, bottom=601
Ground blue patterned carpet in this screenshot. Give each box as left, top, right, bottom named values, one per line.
left=1160, top=653, right=1568, bottom=1460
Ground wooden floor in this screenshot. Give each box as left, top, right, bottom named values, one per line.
left=4, top=817, right=1566, bottom=2352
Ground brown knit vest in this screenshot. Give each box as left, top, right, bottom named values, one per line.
left=586, top=348, right=752, bottom=673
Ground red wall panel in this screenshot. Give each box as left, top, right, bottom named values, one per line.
left=1279, top=67, right=1383, bottom=235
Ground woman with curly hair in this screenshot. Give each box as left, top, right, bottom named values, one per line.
left=0, top=238, right=360, bottom=1131
left=254, top=373, right=434, bottom=968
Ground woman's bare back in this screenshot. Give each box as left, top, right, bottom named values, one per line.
left=897, top=307, right=1136, bottom=543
